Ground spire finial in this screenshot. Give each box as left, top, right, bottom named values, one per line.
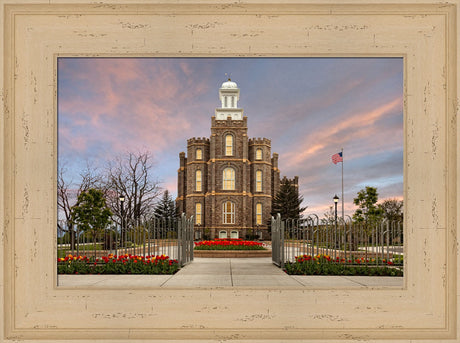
left=225, top=72, right=231, bottom=81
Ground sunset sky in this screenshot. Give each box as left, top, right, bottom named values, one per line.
left=58, top=57, right=403, bottom=217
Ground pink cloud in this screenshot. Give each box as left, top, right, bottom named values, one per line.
left=59, top=59, right=214, bottom=158
left=305, top=202, right=358, bottom=219
left=281, top=97, right=403, bottom=169
left=161, top=178, right=178, bottom=198
left=179, top=61, right=194, bottom=77
left=58, top=127, right=88, bottom=153
left=335, top=98, right=402, bottom=133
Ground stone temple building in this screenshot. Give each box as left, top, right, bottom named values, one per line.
left=176, top=79, right=297, bottom=240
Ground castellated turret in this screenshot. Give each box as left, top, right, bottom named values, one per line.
left=279, top=176, right=300, bottom=203
left=176, top=152, right=188, bottom=215
left=248, top=138, right=271, bottom=166
left=248, top=137, right=271, bottom=146
left=186, top=137, right=210, bottom=164
left=283, top=175, right=299, bottom=188
left=187, top=137, right=210, bottom=145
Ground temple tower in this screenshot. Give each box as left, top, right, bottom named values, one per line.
left=176, top=79, right=297, bottom=240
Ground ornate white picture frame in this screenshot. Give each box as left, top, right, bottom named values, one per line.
left=1, top=1, right=458, bottom=341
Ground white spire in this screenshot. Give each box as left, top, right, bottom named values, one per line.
left=216, top=78, right=243, bottom=120
left=221, top=79, right=238, bottom=89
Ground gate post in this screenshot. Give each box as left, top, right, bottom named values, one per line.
left=177, top=213, right=193, bottom=266
left=280, top=216, right=285, bottom=269
left=271, top=213, right=285, bottom=268
left=271, top=215, right=278, bottom=266
left=178, top=213, right=184, bottom=265
left=189, top=215, right=194, bottom=263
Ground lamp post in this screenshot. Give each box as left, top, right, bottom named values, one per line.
left=333, top=195, right=339, bottom=249
left=119, top=195, right=125, bottom=248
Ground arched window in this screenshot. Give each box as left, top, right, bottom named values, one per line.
left=223, top=201, right=235, bottom=224
left=195, top=170, right=202, bottom=192
left=223, top=167, right=235, bottom=190
left=219, top=230, right=227, bottom=239
left=256, top=203, right=262, bottom=225
left=230, top=230, right=239, bottom=239
left=225, top=134, right=233, bottom=156
left=255, top=148, right=262, bottom=160
left=195, top=203, right=202, bottom=225
left=196, top=148, right=202, bottom=160
left=256, top=170, right=262, bottom=192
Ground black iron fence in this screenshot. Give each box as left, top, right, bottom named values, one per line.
left=57, top=214, right=194, bottom=266
left=271, top=214, right=403, bottom=269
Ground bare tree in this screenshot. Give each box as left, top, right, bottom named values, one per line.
left=57, top=164, right=73, bottom=232
left=105, top=151, right=161, bottom=229
left=57, top=161, right=104, bottom=248
left=378, top=198, right=403, bottom=222
left=323, top=206, right=336, bottom=224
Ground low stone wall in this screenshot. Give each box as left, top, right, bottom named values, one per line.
left=194, top=249, right=271, bottom=258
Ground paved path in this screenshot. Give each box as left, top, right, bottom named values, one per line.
left=58, top=257, right=403, bottom=289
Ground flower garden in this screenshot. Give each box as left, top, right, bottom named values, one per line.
left=57, top=253, right=179, bottom=274
left=194, top=238, right=267, bottom=251
left=284, top=254, right=403, bottom=276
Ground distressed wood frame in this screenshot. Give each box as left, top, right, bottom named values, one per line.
left=1, top=1, right=458, bottom=341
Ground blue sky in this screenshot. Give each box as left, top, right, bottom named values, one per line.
left=58, top=57, right=403, bottom=217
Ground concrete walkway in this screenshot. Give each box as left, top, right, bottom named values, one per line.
left=58, top=257, right=403, bottom=289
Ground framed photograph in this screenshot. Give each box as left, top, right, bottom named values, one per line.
left=1, top=1, right=458, bottom=342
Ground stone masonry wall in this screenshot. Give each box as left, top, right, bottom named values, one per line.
left=177, top=115, right=283, bottom=240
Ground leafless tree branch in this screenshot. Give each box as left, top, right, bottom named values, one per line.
left=104, top=150, right=161, bottom=228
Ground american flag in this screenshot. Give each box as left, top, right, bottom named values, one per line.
left=332, top=152, right=343, bottom=164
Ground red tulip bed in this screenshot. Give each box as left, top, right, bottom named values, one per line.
left=194, top=238, right=267, bottom=251
left=284, top=254, right=403, bottom=276
left=57, top=253, right=179, bottom=274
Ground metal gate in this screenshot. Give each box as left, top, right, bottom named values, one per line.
left=177, top=213, right=194, bottom=266
left=271, top=214, right=403, bottom=270
left=57, top=213, right=194, bottom=266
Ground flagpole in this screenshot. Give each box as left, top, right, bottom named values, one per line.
left=341, top=147, right=344, bottom=221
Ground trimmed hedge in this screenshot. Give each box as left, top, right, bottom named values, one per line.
left=194, top=239, right=266, bottom=251
left=284, top=261, right=403, bottom=276
left=57, top=254, right=179, bottom=275
left=284, top=254, right=403, bottom=276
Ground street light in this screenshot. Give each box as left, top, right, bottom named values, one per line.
left=119, top=195, right=125, bottom=248
left=333, top=195, right=339, bottom=249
